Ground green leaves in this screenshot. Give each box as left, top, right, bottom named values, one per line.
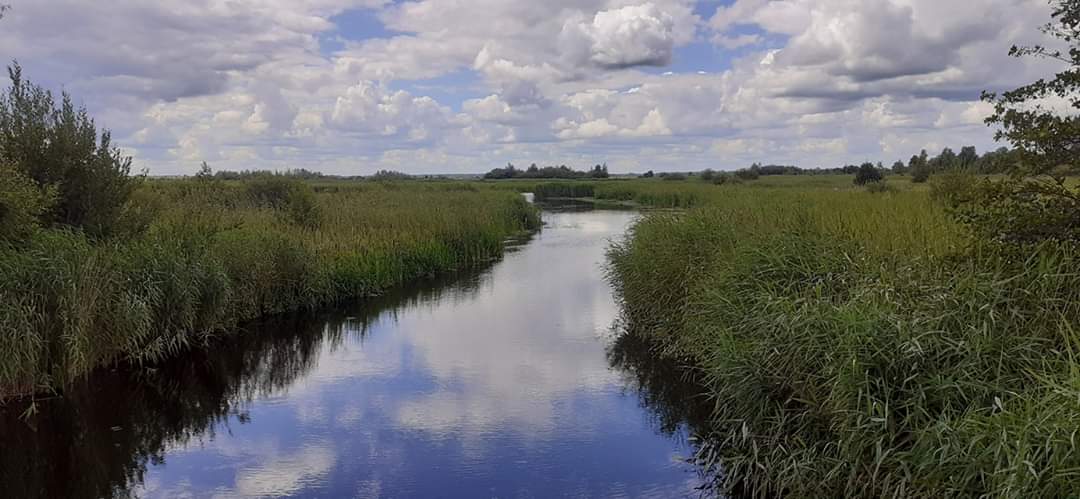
left=0, top=63, right=139, bottom=238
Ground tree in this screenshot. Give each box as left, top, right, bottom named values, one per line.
left=195, top=161, right=214, bottom=180
left=952, top=0, right=1080, bottom=242
left=891, top=160, right=907, bottom=174
left=910, top=149, right=931, bottom=183
left=0, top=63, right=139, bottom=238
left=983, top=0, right=1080, bottom=177
left=957, top=146, right=979, bottom=169
left=641, top=170, right=655, bottom=178
left=854, top=162, right=884, bottom=185
left=933, top=147, right=958, bottom=171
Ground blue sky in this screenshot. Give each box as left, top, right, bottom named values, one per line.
left=0, top=0, right=1061, bottom=175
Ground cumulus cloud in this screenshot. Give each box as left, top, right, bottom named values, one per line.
left=560, top=3, right=677, bottom=69
left=331, top=81, right=453, bottom=141
left=0, top=0, right=1065, bottom=174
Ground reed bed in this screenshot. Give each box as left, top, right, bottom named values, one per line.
left=605, top=179, right=1080, bottom=497
left=0, top=180, right=539, bottom=398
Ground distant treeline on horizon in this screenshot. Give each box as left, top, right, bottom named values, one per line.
left=199, top=145, right=1030, bottom=181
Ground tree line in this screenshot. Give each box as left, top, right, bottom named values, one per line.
left=483, top=163, right=609, bottom=179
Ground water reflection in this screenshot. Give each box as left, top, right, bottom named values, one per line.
left=1, top=207, right=718, bottom=498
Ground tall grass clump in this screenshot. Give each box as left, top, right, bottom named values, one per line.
left=607, top=184, right=1080, bottom=497
left=0, top=179, right=539, bottom=399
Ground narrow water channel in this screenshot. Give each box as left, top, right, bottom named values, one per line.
left=1, top=205, right=711, bottom=498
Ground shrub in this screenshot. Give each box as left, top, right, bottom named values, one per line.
left=910, top=164, right=931, bottom=183
left=864, top=180, right=894, bottom=193
left=734, top=168, right=759, bottom=181
left=0, top=162, right=55, bottom=243
left=244, top=176, right=322, bottom=228
left=945, top=176, right=1080, bottom=243
left=0, top=63, right=139, bottom=238
left=853, top=162, right=883, bottom=185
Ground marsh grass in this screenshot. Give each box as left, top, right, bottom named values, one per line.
left=0, top=180, right=539, bottom=398
left=605, top=180, right=1080, bottom=497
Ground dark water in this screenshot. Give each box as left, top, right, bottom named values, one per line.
left=1, top=206, right=713, bottom=498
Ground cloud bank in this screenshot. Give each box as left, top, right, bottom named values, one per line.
left=0, top=0, right=1061, bottom=174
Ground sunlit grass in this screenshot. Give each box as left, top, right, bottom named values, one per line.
left=0, top=180, right=538, bottom=398
left=605, top=177, right=1080, bottom=497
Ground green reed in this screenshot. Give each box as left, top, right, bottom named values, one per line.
left=0, top=179, right=539, bottom=398
left=605, top=178, right=1080, bottom=498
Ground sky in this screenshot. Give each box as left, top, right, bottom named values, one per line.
left=0, top=0, right=1065, bottom=175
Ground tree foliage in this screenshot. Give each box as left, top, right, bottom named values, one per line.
left=946, top=0, right=1080, bottom=242
left=483, top=162, right=609, bottom=179
left=0, top=63, right=139, bottom=238
left=853, top=162, right=884, bottom=185
left=0, top=161, right=55, bottom=243
left=983, top=0, right=1080, bottom=177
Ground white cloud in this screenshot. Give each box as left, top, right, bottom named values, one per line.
left=0, top=0, right=1066, bottom=174
left=560, top=3, right=677, bottom=69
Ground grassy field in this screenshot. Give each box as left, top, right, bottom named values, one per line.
left=0, top=178, right=538, bottom=400
left=598, top=175, right=1080, bottom=497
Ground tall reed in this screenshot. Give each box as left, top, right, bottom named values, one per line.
left=0, top=179, right=539, bottom=398
left=606, top=181, right=1080, bottom=497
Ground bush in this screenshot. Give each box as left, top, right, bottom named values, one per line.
left=244, top=176, right=322, bottom=228
left=911, top=164, right=931, bottom=183
left=864, top=180, right=894, bottom=193
left=0, top=162, right=55, bottom=243
left=944, top=175, right=1080, bottom=243
left=734, top=168, right=759, bottom=181
left=0, top=64, right=138, bottom=238
left=853, top=162, right=883, bottom=185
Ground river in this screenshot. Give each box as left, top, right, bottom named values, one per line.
left=0, top=204, right=713, bottom=498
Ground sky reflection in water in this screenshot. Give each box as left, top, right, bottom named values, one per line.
left=3, top=208, right=709, bottom=498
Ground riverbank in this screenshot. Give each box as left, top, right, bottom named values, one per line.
left=2, top=205, right=705, bottom=498
left=601, top=178, right=1080, bottom=497
left=0, top=179, right=539, bottom=400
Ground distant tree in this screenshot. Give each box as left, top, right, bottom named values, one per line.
left=0, top=63, right=139, bottom=237
left=195, top=161, right=214, bottom=181
left=957, top=146, right=979, bottom=169
left=735, top=167, right=760, bottom=181
left=932, top=147, right=958, bottom=171
left=700, top=169, right=716, bottom=181
left=589, top=163, right=609, bottom=178
left=659, top=172, right=687, bottom=181
left=910, top=149, right=932, bottom=182
left=370, top=170, right=411, bottom=181
left=641, top=170, right=655, bottom=178
left=891, top=160, right=907, bottom=174
left=853, top=162, right=884, bottom=185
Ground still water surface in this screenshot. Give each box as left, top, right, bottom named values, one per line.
left=1, top=206, right=710, bottom=498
